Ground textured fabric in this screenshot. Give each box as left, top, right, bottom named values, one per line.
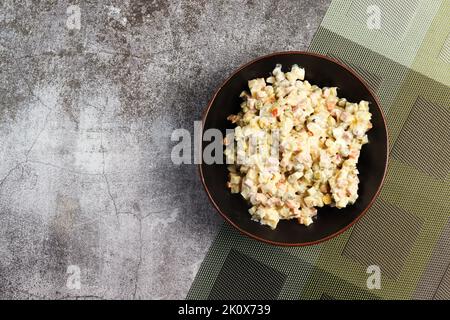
left=187, top=0, right=450, bottom=300
left=208, top=249, right=286, bottom=300
left=413, top=217, right=450, bottom=299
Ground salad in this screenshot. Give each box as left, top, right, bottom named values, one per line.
left=224, top=64, right=373, bottom=229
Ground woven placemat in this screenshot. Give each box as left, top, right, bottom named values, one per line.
left=187, top=0, right=450, bottom=300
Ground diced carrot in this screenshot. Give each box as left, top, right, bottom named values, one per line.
left=276, top=180, right=284, bottom=188
left=271, top=108, right=278, bottom=117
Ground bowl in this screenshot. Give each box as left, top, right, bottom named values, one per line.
left=199, top=51, right=388, bottom=246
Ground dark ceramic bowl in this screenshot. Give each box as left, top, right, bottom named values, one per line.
left=199, top=51, right=388, bottom=246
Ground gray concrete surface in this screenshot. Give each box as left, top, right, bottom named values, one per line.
left=0, top=0, right=330, bottom=299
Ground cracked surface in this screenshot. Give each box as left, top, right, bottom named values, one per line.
left=0, top=0, right=330, bottom=299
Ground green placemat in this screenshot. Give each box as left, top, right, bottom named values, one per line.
left=187, top=0, right=450, bottom=300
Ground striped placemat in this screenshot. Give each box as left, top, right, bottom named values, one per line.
left=187, top=0, right=450, bottom=300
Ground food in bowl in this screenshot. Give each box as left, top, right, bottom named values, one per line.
left=224, top=64, right=373, bottom=229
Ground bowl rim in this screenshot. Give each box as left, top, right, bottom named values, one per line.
left=198, top=50, right=389, bottom=246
